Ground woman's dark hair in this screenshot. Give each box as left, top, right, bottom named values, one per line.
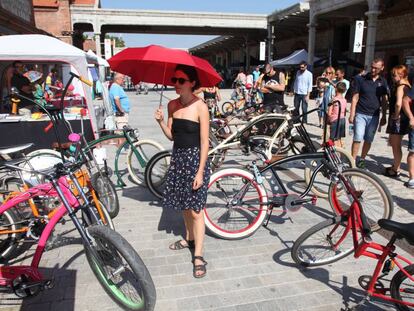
left=175, top=64, right=200, bottom=91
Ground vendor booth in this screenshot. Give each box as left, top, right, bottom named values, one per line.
left=0, top=34, right=107, bottom=149
left=270, top=49, right=320, bottom=67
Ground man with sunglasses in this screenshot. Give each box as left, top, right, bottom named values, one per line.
left=293, top=61, right=313, bottom=123
left=260, top=63, right=286, bottom=113
left=349, top=58, right=389, bottom=168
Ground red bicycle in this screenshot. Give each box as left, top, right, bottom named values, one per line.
left=291, top=178, right=414, bottom=310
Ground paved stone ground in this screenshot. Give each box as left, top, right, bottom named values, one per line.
left=1, top=89, right=414, bottom=311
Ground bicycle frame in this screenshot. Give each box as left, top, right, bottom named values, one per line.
left=329, top=182, right=414, bottom=307
left=209, top=112, right=289, bottom=160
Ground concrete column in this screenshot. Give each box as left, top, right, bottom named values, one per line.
left=267, top=23, right=273, bottom=62
left=307, top=13, right=317, bottom=68
left=94, top=33, right=101, bottom=57
left=245, top=35, right=250, bottom=70
left=364, top=0, right=381, bottom=68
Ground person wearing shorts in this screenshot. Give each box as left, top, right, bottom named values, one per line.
left=109, top=73, right=131, bottom=145
left=327, top=82, right=347, bottom=147
left=402, top=86, right=414, bottom=188
left=349, top=58, right=389, bottom=168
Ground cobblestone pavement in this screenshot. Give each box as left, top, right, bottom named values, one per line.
left=1, top=89, right=414, bottom=311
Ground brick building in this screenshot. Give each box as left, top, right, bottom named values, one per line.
left=33, top=0, right=98, bottom=44
left=0, top=0, right=47, bottom=35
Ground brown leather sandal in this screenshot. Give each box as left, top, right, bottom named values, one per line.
left=192, top=256, right=207, bottom=278
left=169, top=239, right=195, bottom=250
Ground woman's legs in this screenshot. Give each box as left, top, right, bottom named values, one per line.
left=184, top=209, right=206, bottom=277
left=182, top=211, right=194, bottom=242
left=389, top=134, right=403, bottom=171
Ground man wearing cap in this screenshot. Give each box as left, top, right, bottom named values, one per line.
left=10, top=61, right=34, bottom=110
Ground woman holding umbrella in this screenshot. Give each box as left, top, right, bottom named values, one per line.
left=154, top=64, right=210, bottom=278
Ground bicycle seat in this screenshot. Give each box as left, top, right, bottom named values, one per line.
left=378, top=219, right=414, bottom=245
left=0, top=143, right=34, bottom=155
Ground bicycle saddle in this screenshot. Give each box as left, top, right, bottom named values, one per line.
left=248, top=137, right=267, bottom=149
left=0, top=143, right=34, bottom=156
left=378, top=219, right=414, bottom=245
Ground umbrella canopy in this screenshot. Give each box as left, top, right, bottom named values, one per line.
left=108, top=45, right=222, bottom=86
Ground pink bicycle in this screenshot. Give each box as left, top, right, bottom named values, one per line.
left=0, top=135, right=156, bottom=310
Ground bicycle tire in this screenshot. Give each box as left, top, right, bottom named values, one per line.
left=390, top=264, right=414, bottom=311
left=304, top=147, right=355, bottom=198
left=91, top=173, right=120, bottom=219
left=0, top=209, right=22, bottom=261
left=85, top=226, right=156, bottom=311
left=328, top=168, right=393, bottom=232
left=205, top=168, right=268, bottom=240
left=291, top=216, right=354, bottom=267
left=221, top=101, right=234, bottom=116
left=82, top=199, right=115, bottom=230
left=144, top=150, right=171, bottom=199
left=127, top=140, right=164, bottom=185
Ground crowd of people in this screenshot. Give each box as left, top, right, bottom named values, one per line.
left=191, top=59, right=414, bottom=189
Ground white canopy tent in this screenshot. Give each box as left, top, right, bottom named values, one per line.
left=0, top=34, right=98, bottom=132
left=270, top=49, right=320, bottom=67
left=86, top=50, right=110, bottom=67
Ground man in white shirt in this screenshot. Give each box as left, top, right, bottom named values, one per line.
left=293, top=61, right=313, bottom=123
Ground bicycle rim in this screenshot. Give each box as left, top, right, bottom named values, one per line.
left=87, top=237, right=145, bottom=309
left=390, top=264, right=414, bottom=311
left=292, top=217, right=354, bottom=267
left=205, top=169, right=267, bottom=239
left=128, top=140, right=164, bottom=185
left=147, top=152, right=170, bottom=199
left=329, top=169, right=393, bottom=231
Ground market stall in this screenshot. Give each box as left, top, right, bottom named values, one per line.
left=0, top=34, right=104, bottom=149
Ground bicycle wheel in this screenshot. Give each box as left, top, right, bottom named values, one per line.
left=304, top=147, right=355, bottom=198
left=127, top=140, right=164, bottom=185
left=221, top=101, right=234, bottom=116
left=328, top=168, right=393, bottom=232
left=205, top=168, right=268, bottom=240
left=144, top=150, right=171, bottom=199
left=0, top=209, right=22, bottom=261
left=82, top=199, right=115, bottom=230
left=91, top=173, right=120, bottom=219
left=390, top=264, right=414, bottom=311
left=291, top=216, right=354, bottom=267
left=85, top=226, right=156, bottom=311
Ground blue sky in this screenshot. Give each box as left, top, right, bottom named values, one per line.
left=100, top=0, right=298, bottom=48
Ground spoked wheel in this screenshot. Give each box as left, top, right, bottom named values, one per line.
left=291, top=216, right=354, bottom=267
left=221, top=101, right=234, bottom=116
left=85, top=226, right=156, bottom=311
left=127, top=140, right=164, bottom=186
left=204, top=168, right=268, bottom=240
left=91, top=173, right=119, bottom=219
left=390, top=264, right=414, bottom=311
left=0, top=209, right=22, bottom=261
left=144, top=150, right=171, bottom=199
left=304, top=147, right=355, bottom=198
left=328, top=168, right=393, bottom=231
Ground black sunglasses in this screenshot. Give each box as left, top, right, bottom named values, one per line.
left=171, top=77, right=190, bottom=85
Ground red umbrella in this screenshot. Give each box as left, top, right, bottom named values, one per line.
left=108, top=45, right=222, bottom=87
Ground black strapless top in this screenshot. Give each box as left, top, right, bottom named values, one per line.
left=172, top=118, right=200, bottom=148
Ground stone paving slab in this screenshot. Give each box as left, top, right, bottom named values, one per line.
left=1, top=90, right=413, bottom=310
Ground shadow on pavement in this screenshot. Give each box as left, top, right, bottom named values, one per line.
left=272, top=248, right=395, bottom=311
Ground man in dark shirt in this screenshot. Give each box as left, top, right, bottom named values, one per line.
left=10, top=61, right=34, bottom=109
left=349, top=58, right=389, bottom=168
left=260, top=63, right=286, bottom=113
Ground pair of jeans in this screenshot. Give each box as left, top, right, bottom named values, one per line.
left=294, top=94, right=308, bottom=123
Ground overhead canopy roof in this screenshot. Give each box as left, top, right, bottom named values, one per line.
left=270, top=49, right=319, bottom=66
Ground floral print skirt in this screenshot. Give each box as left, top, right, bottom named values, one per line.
left=162, top=147, right=210, bottom=212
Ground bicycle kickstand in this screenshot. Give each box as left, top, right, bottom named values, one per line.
left=263, top=205, right=274, bottom=228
